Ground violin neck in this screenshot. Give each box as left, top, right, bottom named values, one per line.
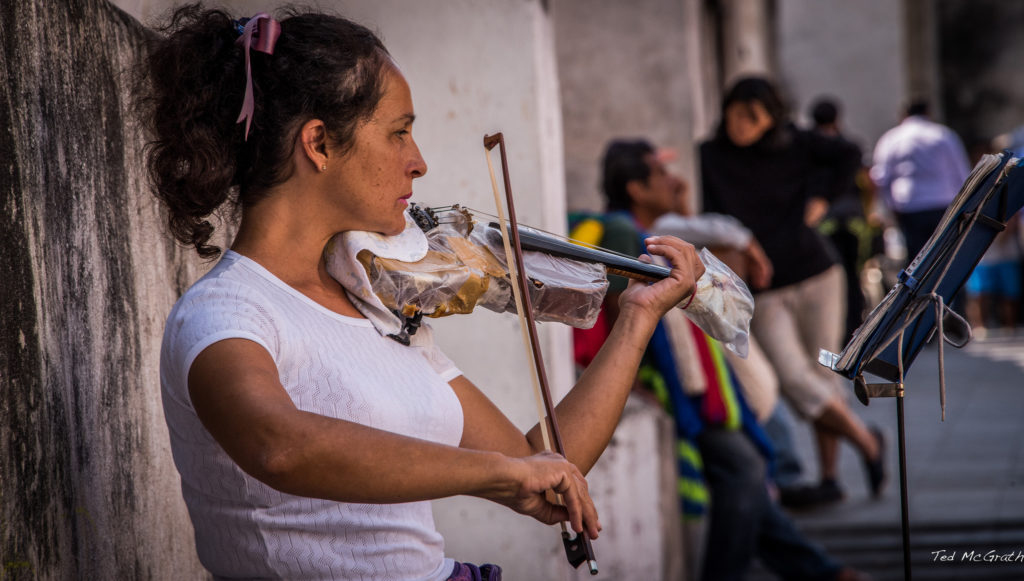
left=487, top=222, right=670, bottom=282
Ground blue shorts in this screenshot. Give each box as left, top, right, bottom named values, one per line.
left=967, top=261, right=1021, bottom=298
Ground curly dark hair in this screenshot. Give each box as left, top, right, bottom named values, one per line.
left=138, top=3, right=392, bottom=258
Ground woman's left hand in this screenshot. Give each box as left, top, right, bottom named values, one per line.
left=617, top=235, right=705, bottom=324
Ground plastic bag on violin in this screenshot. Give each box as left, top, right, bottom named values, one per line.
left=325, top=207, right=753, bottom=355
left=683, top=248, right=754, bottom=357
left=325, top=207, right=609, bottom=341
left=505, top=216, right=754, bottom=356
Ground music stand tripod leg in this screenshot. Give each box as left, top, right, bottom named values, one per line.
left=896, top=332, right=912, bottom=581
left=853, top=331, right=913, bottom=580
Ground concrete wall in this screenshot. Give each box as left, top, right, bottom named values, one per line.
left=775, top=0, right=906, bottom=156
left=1, top=0, right=208, bottom=578
left=551, top=0, right=702, bottom=213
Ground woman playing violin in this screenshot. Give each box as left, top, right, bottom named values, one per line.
left=141, top=5, right=704, bottom=580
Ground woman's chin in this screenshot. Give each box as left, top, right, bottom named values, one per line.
left=379, top=220, right=407, bottom=237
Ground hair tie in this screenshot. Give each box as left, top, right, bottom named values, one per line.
left=234, top=13, right=281, bottom=140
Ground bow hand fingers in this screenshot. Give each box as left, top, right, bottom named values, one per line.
left=486, top=452, right=601, bottom=539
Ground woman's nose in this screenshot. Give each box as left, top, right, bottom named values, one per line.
left=409, top=141, right=427, bottom=178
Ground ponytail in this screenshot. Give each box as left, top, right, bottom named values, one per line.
left=138, top=3, right=391, bottom=258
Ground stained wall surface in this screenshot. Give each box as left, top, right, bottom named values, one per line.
left=1, top=0, right=209, bottom=578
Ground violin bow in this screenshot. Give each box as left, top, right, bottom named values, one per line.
left=483, top=132, right=599, bottom=575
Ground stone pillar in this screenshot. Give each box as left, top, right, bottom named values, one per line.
left=904, top=0, right=942, bottom=119
left=551, top=0, right=700, bottom=213
left=719, top=0, right=774, bottom=83
left=0, top=0, right=206, bottom=578
left=776, top=0, right=906, bottom=151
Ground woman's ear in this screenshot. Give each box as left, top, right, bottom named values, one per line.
left=299, top=119, right=329, bottom=172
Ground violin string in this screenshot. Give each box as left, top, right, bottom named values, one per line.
left=451, top=206, right=647, bottom=262
left=428, top=205, right=472, bottom=227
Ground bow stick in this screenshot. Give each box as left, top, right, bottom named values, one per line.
left=483, top=132, right=599, bottom=575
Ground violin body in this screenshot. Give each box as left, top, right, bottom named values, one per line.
left=335, top=203, right=753, bottom=355
left=360, top=205, right=608, bottom=328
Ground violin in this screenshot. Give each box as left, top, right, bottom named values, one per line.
left=379, top=202, right=611, bottom=330
left=333, top=201, right=753, bottom=355
left=410, top=203, right=673, bottom=282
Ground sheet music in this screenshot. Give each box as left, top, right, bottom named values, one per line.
left=831, top=152, right=1006, bottom=375
left=835, top=284, right=900, bottom=371
left=904, top=153, right=1003, bottom=276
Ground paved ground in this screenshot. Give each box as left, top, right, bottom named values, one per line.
left=752, top=331, right=1024, bottom=580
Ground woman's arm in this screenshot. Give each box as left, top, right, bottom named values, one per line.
left=188, top=337, right=601, bottom=538
left=456, top=235, right=704, bottom=475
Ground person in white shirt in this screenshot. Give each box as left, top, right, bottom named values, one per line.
left=139, top=5, right=704, bottom=580
left=871, top=99, right=971, bottom=263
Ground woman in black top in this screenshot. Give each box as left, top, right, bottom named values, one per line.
left=700, top=77, right=885, bottom=502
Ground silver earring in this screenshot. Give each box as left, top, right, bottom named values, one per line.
left=321, top=164, right=327, bottom=172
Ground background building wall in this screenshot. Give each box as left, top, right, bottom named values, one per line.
left=776, top=0, right=906, bottom=156
left=551, top=0, right=702, bottom=214
left=937, top=0, right=1024, bottom=153
left=777, top=0, right=1024, bottom=167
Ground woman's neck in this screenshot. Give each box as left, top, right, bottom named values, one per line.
left=231, top=194, right=363, bottom=318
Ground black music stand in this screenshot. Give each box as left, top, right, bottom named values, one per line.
left=818, top=151, right=1024, bottom=580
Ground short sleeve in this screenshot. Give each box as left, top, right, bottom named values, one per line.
left=161, top=277, right=281, bottom=401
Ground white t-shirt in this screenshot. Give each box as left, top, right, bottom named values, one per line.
left=160, top=251, right=464, bottom=580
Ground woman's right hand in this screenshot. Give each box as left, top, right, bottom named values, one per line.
left=482, top=451, right=600, bottom=540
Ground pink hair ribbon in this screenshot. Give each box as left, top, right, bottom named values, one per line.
left=235, top=13, right=281, bottom=140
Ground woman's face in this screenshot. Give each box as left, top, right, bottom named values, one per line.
left=325, top=66, right=428, bottom=236
left=724, top=100, right=774, bottom=147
